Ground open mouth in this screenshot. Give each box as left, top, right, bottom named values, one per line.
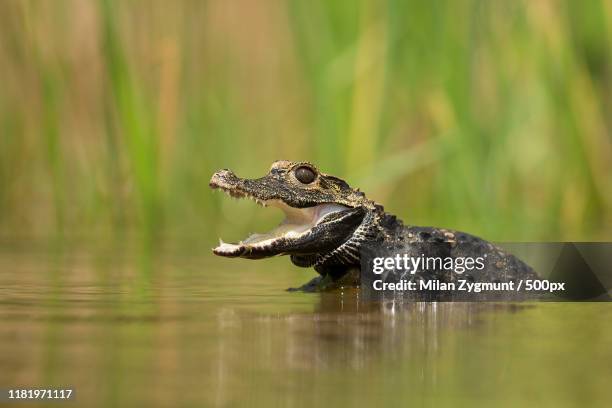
left=210, top=183, right=349, bottom=257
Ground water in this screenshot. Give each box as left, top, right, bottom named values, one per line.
left=1, top=241, right=611, bottom=407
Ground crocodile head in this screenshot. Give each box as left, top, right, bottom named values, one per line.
left=210, top=160, right=383, bottom=274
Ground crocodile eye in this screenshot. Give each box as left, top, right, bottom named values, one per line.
left=294, top=166, right=316, bottom=184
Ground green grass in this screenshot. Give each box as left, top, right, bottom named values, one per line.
left=0, top=0, right=610, bottom=243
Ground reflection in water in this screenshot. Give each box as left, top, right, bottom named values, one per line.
left=218, top=291, right=532, bottom=372
left=0, top=244, right=611, bottom=407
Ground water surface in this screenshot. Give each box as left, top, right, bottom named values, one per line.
left=1, top=242, right=610, bottom=407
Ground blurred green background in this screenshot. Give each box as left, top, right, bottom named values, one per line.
left=0, top=0, right=610, bottom=245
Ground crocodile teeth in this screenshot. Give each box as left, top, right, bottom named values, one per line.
left=213, top=241, right=244, bottom=256
left=213, top=201, right=350, bottom=256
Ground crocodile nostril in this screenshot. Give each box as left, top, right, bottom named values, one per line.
left=209, top=170, right=236, bottom=188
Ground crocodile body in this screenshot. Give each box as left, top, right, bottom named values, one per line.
left=210, top=161, right=538, bottom=291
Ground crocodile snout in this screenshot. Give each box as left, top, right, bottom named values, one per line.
left=209, top=169, right=240, bottom=190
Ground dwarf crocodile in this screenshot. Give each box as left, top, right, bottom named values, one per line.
left=210, top=160, right=538, bottom=292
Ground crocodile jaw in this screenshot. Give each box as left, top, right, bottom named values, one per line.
left=213, top=199, right=349, bottom=257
